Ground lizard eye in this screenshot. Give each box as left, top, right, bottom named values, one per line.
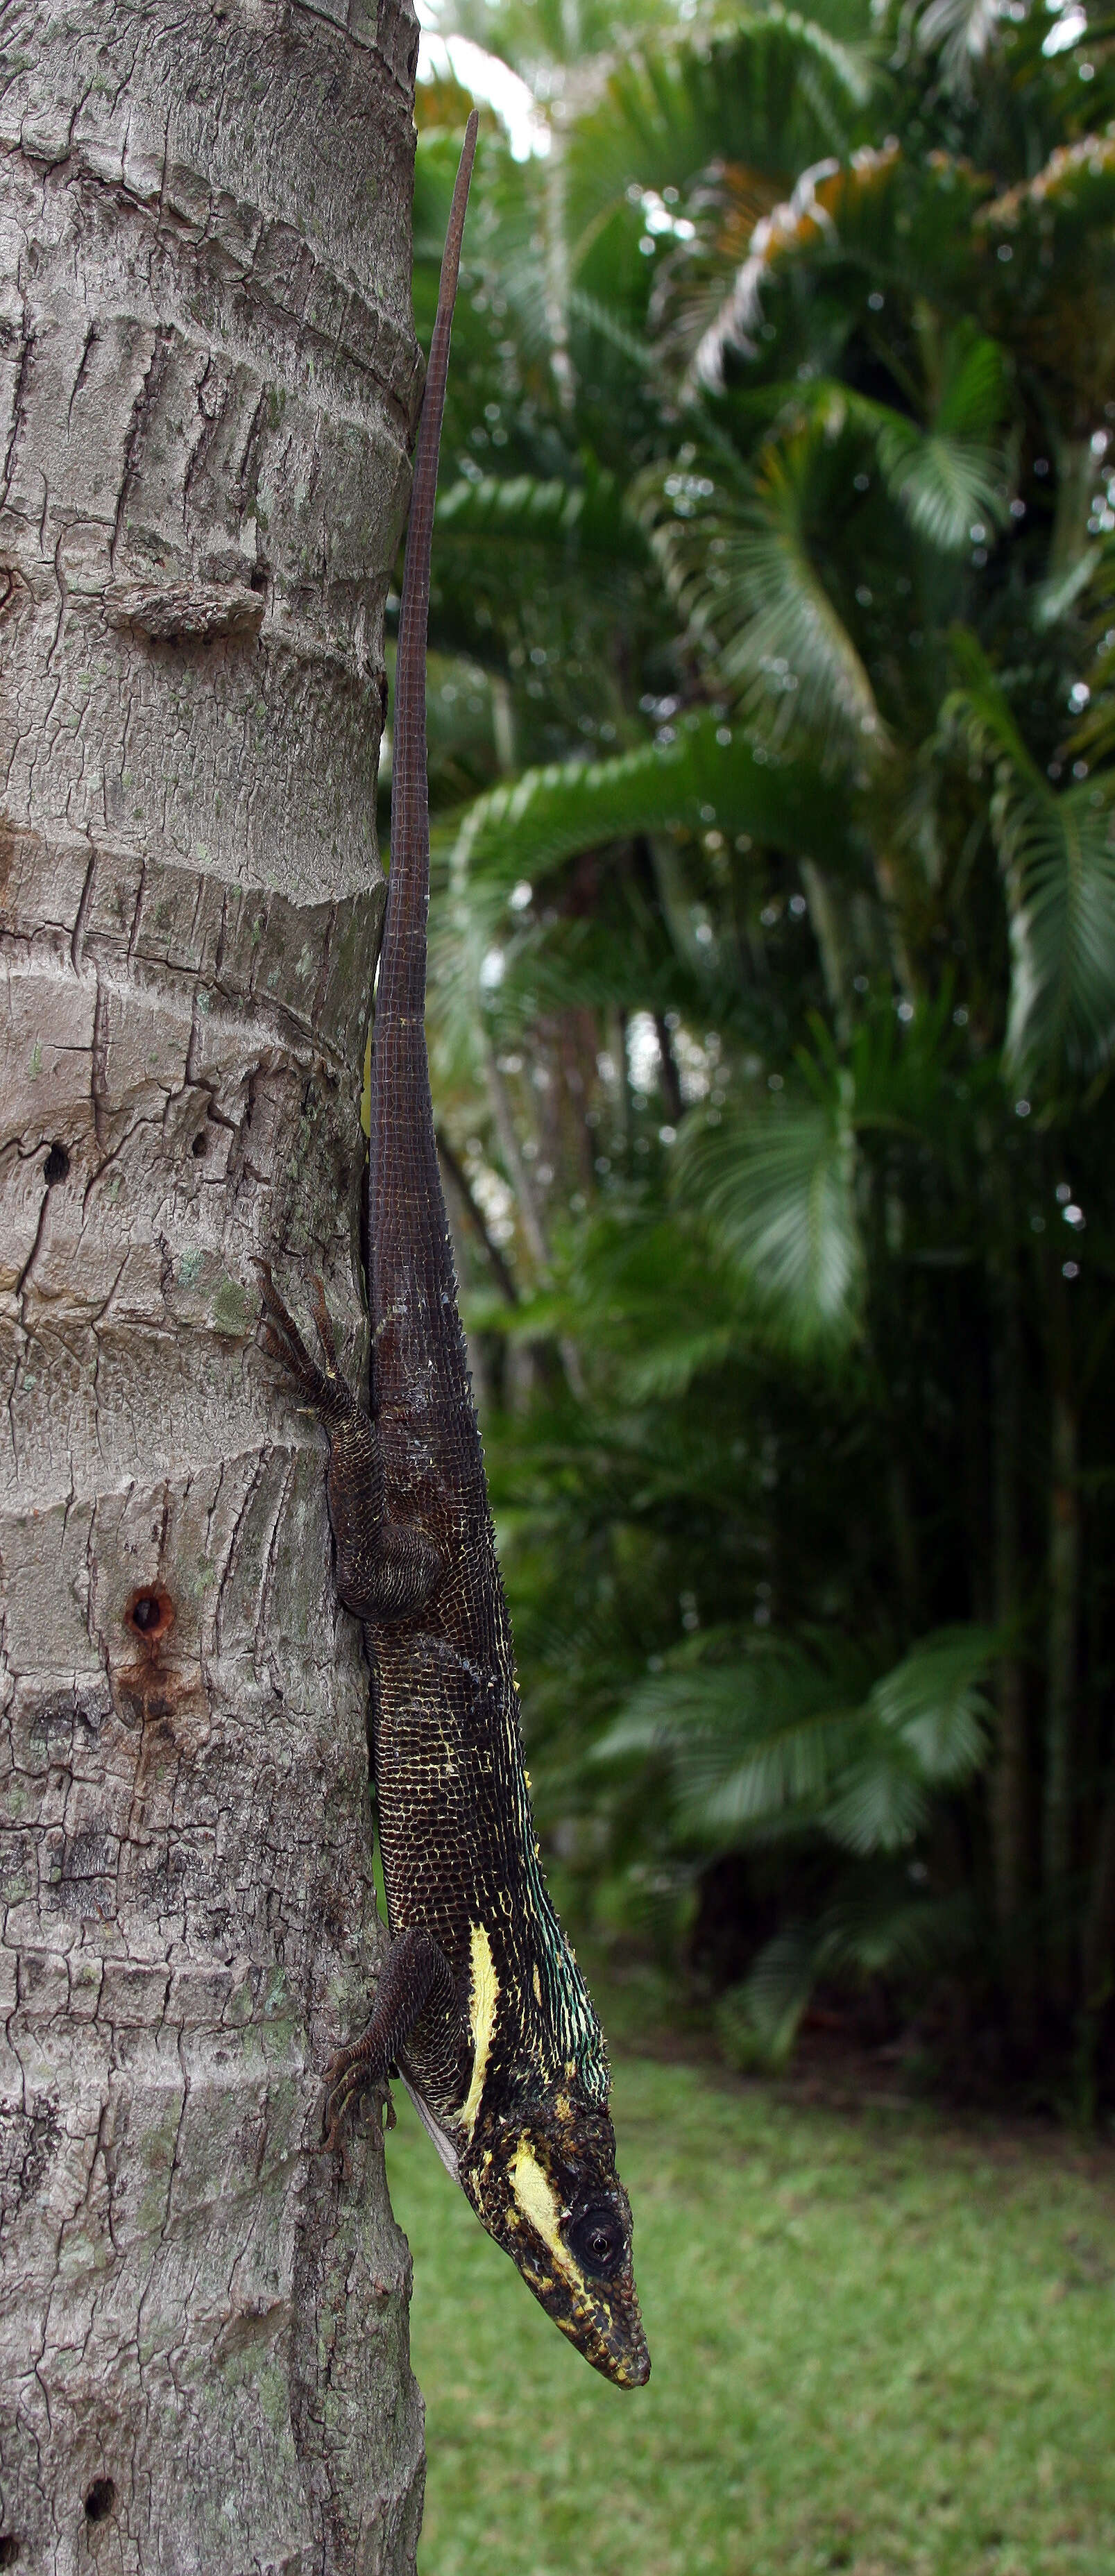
left=568, top=2204, right=625, bottom=2279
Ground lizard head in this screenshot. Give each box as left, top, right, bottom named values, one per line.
left=461, top=2090, right=650, bottom=2388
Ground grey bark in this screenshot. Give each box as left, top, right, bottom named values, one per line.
left=0, top=6, right=427, bottom=2570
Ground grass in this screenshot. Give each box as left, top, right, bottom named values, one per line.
left=385, top=2057, right=1115, bottom=2576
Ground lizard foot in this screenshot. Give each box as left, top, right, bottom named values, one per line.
left=318, top=1929, right=462, bottom=2172
left=255, top=1259, right=352, bottom=1424
left=318, top=2035, right=389, bottom=2180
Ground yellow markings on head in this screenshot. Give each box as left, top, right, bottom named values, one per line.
left=509, top=2142, right=567, bottom=2265
left=509, top=2141, right=586, bottom=2296
left=461, top=1922, right=500, bottom=2141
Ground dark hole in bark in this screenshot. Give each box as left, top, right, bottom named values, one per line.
left=191, top=1131, right=207, bottom=1157
left=43, top=1142, right=69, bottom=1186
left=248, top=566, right=268, bottom=592
left=0, top=2536, right=20, bottom=2565
left=126, top=1589, right=173, bottom=1639
left=84, top=2482, right=115, bottom=2525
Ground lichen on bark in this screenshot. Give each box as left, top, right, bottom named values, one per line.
left=0, top=5, right=427, bottom=2568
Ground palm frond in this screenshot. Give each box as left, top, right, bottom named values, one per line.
left=911, top=0, right=1003, bottom=93
left=869, top=1624, right=996, bottom=1778
left=600, top=1619, right=996, bottom=1853
left=687, top=139, right=901, bottom=385
left=567, top=8, right=875, bottom=262
left=720, top=1921, right=819, bottom=2066
left=434, top=708, right=846, bottom=891
left=981, top=130, right=1115, bottom=242
left=723, top=1880, right=979, bottom=2065
left=821, top=1757, right=931, bottom=1857
left=597, top=1636, right=871, bottom=1836
left=935, top=328, right=1010, bottom=443
left=872, top=423, right=1005, bottom=557
left=999, top=779, right=1115, bottom=1083
left=862, top=330, right=1010, bottom=552
left=638, top=432, right=883, bottom=751
left=676, top=1078, right=864, bottom=1353
left=436, top=470, right=651, bottom=567
left=683, top=142, right=1001, bottom=393
left=944, top=632, right=1115, bottom=1081
left=940, top=625, right=1038, bottom=778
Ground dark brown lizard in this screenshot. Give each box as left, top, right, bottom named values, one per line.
left=259, top=112, right=649, bottom=2391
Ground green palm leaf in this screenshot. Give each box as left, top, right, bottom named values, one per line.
left=1000, top=783, right=1115, bottom=1082
left=434, top=709, right=847, bottom=890
left=600, top=1622, right=995, bottom=1850
left=944, top=631, right=1115, bottom=1081
left=824, top=1627, right=995, bottom=1852
left=676, top=1077, right=864, bottom=1353
left=598, top=1637, right=871, bottom=1836
left=913, top=0, right=1003, bottom=91
left=435, top=470, right=651, bottom=568
left=639, top=433, right=882, bottom=751
left=862, top=334, right=1010, bottom=552
left=869, top=1624, right=996, bottom=1777
left=565, top=8, right=874, bottom=257
left=728, top=1882, right=979, bottom=2065
left=872, top=425, right=1005, bottom=556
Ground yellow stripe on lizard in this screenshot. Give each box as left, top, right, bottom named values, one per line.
left=461, top=1921, right=500, bottom=2140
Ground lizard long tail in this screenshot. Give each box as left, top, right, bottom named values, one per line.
left=377, top=109, right=478, bottom=1032
left=368, top=114, right=480, bottom=1462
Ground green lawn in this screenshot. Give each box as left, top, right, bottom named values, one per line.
left=385, top=2059, right=1115, bottom=2576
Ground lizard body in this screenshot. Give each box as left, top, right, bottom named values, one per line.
left=260, top=115, right=649, bottom=2391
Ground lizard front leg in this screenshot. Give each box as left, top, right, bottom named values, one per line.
left=321, top=1925, right=467, bottom=2164
left=256, top=1261, right=444, bottom=1621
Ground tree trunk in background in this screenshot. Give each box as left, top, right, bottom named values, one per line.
left=1044, top=1384, right=1080, bottom=2002
left=0, top=6, right=426, bottom=2568
left=991, top=1277, right=1030, bottom=2024
left=1082, top=1775, right=1115, bottom=2010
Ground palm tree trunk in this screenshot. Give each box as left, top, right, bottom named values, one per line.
left=482, top=1034, right=551, bottom=1270
left=436, top=1129, right=520, bottom=1306
left=1082, top=1769, right=1115, bottom=2010
left=654, top=1016, right=684, bottom=1126
left=479, top=1037, right=585, bottom=1395
left=0, top=5, right=426, bottom=2566
left=991, top=1281, right=1030, bottom=1952
left=1044, top=1385, right=1080, bottom=1994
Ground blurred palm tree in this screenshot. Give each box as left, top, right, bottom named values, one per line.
left=406, top=0, right=1115, bottom=2093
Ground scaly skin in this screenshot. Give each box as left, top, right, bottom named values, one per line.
left=260, top=117, right=649, bottom=2391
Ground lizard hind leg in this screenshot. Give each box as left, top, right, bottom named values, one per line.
left=257, top=1259, right=445, bottom=1621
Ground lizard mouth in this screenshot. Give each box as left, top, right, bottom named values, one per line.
left=590, top=2313, right=652, bottom=2389
left=521, top=2255, right=652, bottom=2388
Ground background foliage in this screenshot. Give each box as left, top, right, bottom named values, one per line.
left=407, top=0, right=1115, bottom=2104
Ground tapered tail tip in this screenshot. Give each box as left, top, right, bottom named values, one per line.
left=457, top=108, right=479, bottom=198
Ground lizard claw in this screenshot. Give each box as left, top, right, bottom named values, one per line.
left=317, top=2042, right=391, bottom=2185
left=309, top=1274, right=342, bottom=1379
left=254, top=1259, right=346, bottom=1414
left=254, top=1259, right=322, bottom=1390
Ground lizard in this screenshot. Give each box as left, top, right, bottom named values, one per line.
left=257, top=110, right=650, bottom=2393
